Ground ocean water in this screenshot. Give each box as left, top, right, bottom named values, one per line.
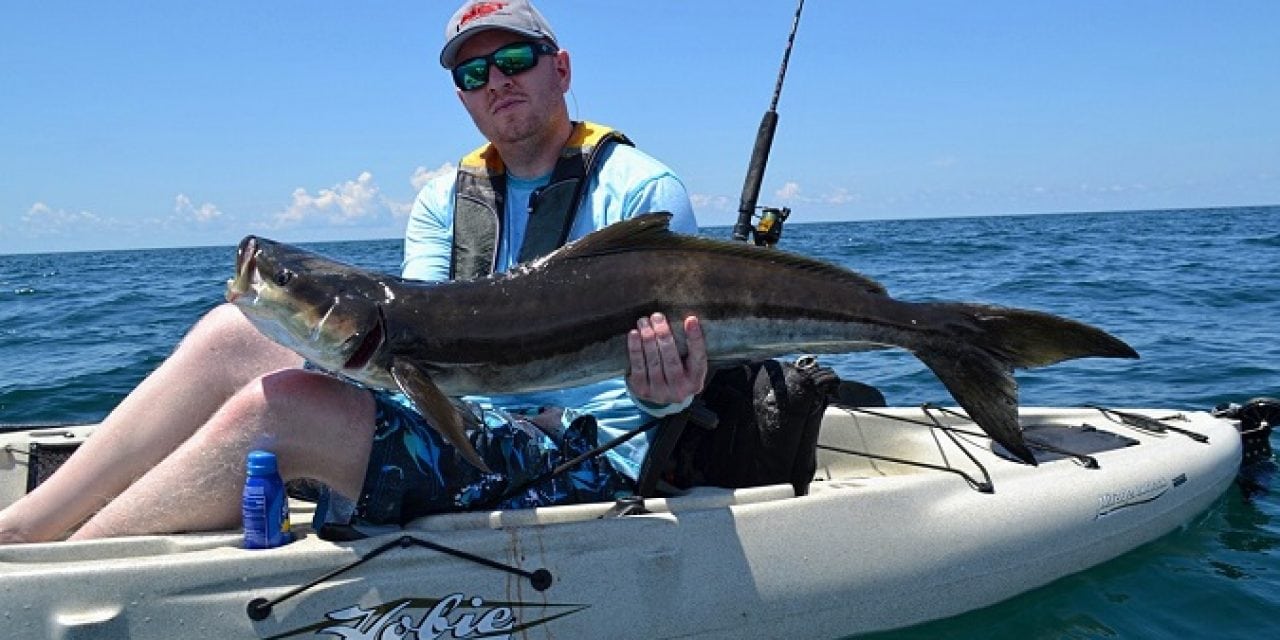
left=1, top=205, right=1277, bottom=638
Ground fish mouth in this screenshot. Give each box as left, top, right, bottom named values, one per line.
left=342, top=305, right=386, bottom=370
left=226, top=236, right=258, bottom=303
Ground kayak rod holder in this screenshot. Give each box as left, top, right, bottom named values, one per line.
left=246, top=534, right=552, bottom=622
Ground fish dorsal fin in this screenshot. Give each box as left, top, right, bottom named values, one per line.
left=532, top=212, right=678, bottom=263
left=533, top=212, right=889, bottom=296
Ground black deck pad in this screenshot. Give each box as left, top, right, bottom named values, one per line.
left=993, top=424, right=1139, bottom=464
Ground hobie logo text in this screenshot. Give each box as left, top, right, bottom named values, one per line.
left=269, top=593, right=589, bottom=640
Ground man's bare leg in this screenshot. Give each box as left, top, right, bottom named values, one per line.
left=0, top=304, right=302, bottom=543
left=69, top=368, right=375, bottom=540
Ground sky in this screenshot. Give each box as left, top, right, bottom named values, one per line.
left=2, top=1, right=1277, bottom=254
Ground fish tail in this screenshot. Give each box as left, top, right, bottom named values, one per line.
left=914, top=303, right=1139, bottom=465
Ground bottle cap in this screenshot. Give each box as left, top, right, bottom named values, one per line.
left=246, top=449, right=279, bottom=475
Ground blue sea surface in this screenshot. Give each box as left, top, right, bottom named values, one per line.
left=1, top=205, right=1277, bottom=638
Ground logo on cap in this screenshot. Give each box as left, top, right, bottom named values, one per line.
left=458, top=2, right=509, bottom=31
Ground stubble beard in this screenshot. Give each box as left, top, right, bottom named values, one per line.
left=479, top=97, right=570, bottom=169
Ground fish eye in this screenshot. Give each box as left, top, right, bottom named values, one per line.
left=273, top=269, right=295, bottom=287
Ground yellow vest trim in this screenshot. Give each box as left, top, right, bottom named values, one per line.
left=458, top=121, right=618, bottom=174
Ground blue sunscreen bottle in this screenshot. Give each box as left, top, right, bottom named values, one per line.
left=242, top=450, right=293, bottom=549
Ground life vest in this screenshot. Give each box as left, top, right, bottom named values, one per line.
left=449, top=121, right=633, bottom=279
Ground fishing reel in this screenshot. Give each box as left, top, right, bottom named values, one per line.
left=750, top=206, right=791, bottom=248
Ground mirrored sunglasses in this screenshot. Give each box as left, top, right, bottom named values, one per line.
left=451, top=41, right=557, bottom=91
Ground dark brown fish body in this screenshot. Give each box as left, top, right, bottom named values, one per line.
left=227, top=213, right=1138, bottom=468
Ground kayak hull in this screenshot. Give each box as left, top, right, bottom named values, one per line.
left=0, top=406, right=1243, bottom=639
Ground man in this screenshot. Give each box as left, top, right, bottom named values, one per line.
left=0, top=0, right=705, bottom=543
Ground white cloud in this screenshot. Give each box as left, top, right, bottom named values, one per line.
left=274, top=171, right=383, bottom=227
left=690, top=193, right=733, bottom=211
left=689, top=182, right=851, bottom=217
left=174, top=194, right=224, bottom=223
left=22, top=202, right=112, bottom=234
left=772, top=182, right=856, bottom=206
left=821, top=187, right=855, bottom=205
left=410, top=162, right=456, bottom=192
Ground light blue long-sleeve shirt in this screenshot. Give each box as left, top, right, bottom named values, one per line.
left=400, top=142, right=698, bottom=479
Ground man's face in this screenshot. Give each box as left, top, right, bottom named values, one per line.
left=453, top=29, right=569, bottom=147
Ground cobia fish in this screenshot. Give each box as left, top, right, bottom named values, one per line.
left=225, top=213, right=1138, bottom=471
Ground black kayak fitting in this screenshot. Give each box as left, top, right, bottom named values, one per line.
left=1214, top=397, right=1279, bottom=467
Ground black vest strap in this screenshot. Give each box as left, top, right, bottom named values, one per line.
left=517, top=176, right=580, bottom=264
left=517, top=128, right=630, bottom=263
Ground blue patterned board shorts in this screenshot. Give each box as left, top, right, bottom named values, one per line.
left=347, top=390, right=636, bottom=526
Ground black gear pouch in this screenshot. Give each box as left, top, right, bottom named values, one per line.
left=671, top=356, right=840, bottom=496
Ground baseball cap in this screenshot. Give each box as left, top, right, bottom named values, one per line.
left=440, top=0, right=558, bottom=68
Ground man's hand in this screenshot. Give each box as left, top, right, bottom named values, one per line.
left=626, top=312, right=708, bottom=406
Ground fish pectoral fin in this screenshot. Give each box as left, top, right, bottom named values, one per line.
left=390, top=358, right=492, bottom=473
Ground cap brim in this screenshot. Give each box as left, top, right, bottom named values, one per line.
left=439, top=26, right=552, bottom=68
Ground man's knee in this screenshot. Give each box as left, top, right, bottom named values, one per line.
left=197, top=370, right=373, bottom=479
left=234, top=370, right=376, bottom=484
left=224, top=370, right=375, bottom=438
left=195, top=303, right=254, bottom=335
left=182, top=303, right=301, bottom=368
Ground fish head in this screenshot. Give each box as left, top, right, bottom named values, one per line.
left=226, top=236, right=388, bottom=374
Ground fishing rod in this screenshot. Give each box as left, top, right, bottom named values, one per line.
left=732, top=0, right=804, bottom=247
